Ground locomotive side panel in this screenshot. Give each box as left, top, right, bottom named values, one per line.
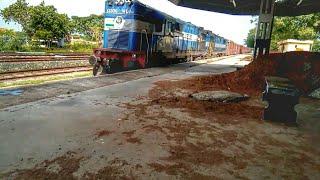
left=204, top=31, right=215, bottom=57
left=214, top=34, right=227, bottom=56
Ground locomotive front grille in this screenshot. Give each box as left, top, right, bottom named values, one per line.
left=108, top=30, right=129, bottom=50
left=108, top=30, right=118, bottom=48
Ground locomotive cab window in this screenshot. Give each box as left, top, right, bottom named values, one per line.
left=174, top=23, right=181, bottom=32
left=166, top=21, right=174, bottom=34
left=155, top=23, right=163, bottom=33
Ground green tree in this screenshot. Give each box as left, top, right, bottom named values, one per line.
left=71, top=14, right=103, bottom=41
left=313, top=40, right=320, bottom=52
left=0, top=29, right=28, bottom=52
left=245, top=28, right=256, bottom=48
left=1, top=1, right=71, bottom=47
left=271, top=15, right=318, bottom=50
left=245, top=13, right=320, bottom=51
left=28, top=2, right=71, bottom=46
left=1, top=0, right=30, bottom=32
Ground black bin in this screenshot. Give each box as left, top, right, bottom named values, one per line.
left=263, top=76, right=300, bottom=124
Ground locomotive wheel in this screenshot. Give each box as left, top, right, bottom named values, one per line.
left=153, top=53, right=168, bottom=67
left=159, top=57, right=170, bottom=67
left=146, top=57, right=155, bottom=68
left=106, top=60, right=121, bottom=74
left=93, top=64, right=104, bottom=76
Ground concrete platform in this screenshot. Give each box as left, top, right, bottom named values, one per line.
left=0, top=55, right=319, bottom=179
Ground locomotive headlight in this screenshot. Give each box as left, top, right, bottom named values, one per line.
left=115, top=0, right=125, bottom=5
left=132, top=54, right=137, bottom=58
left=125, top=0, right=133, bottom=5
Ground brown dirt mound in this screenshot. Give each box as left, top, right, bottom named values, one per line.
left=147, top=55, right=273, bottom=122
left=147, top=56, right=269, bottom=124
left=150, top=52, right=320, bottom=97
left=147, top=52, right=320, bottom=126
left=279, top=51, right=320, bottom=93
left=151, top=56, right=279, bottom=97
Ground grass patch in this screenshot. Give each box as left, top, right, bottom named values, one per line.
left=0, top=71, right=92, bottom=89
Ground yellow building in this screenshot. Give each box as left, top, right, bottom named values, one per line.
left=278, top=39, right=314, bottom=53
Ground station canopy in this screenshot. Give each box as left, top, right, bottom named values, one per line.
left=168, top=0, right=320, bottom=16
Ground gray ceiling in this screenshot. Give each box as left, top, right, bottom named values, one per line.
left=168, top=0, right=320, bottom=16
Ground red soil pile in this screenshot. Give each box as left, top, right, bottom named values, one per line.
left=190, top=57, right=278, bottom=95
left=147, top=52, right=320, bottom=124
left=279, top=51, right=320, bottom=93
left=151, top=52, right=320, bottom=96
left=150, top=55, right=279, bottom=96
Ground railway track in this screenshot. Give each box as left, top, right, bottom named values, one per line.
left=0, top=58, right=88, bottom=63
left=0, top=54, right=92, bottom=81
left=0, top=54, right=89, bottom=62
left=0, top=66, right=92, bottom=81
left=0, top=53, right=89, bottom=57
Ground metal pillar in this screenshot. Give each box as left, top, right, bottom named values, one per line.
left=254, top=0, right=275, bottom=59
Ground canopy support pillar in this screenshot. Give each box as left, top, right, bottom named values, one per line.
left=254, top=0, right=275, bottom=59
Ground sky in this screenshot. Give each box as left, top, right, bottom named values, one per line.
left=0, top=0, right=255, bottom=45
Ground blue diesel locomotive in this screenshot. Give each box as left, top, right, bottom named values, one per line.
left=89, top=0, right=227, bottom=75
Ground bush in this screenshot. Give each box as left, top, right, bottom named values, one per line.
left=0, top=29, right=28, bottom=52
left=312, top=40, right=320, bottom=52
left=66, top=42, right=99, bottom=53
left=0, top=29, right=99, bottom=53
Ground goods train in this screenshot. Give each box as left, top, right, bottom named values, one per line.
left=89, top=0, right=250, bottom=75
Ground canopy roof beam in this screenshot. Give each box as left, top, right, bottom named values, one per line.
left=169, top=0, right=320, bottom=16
